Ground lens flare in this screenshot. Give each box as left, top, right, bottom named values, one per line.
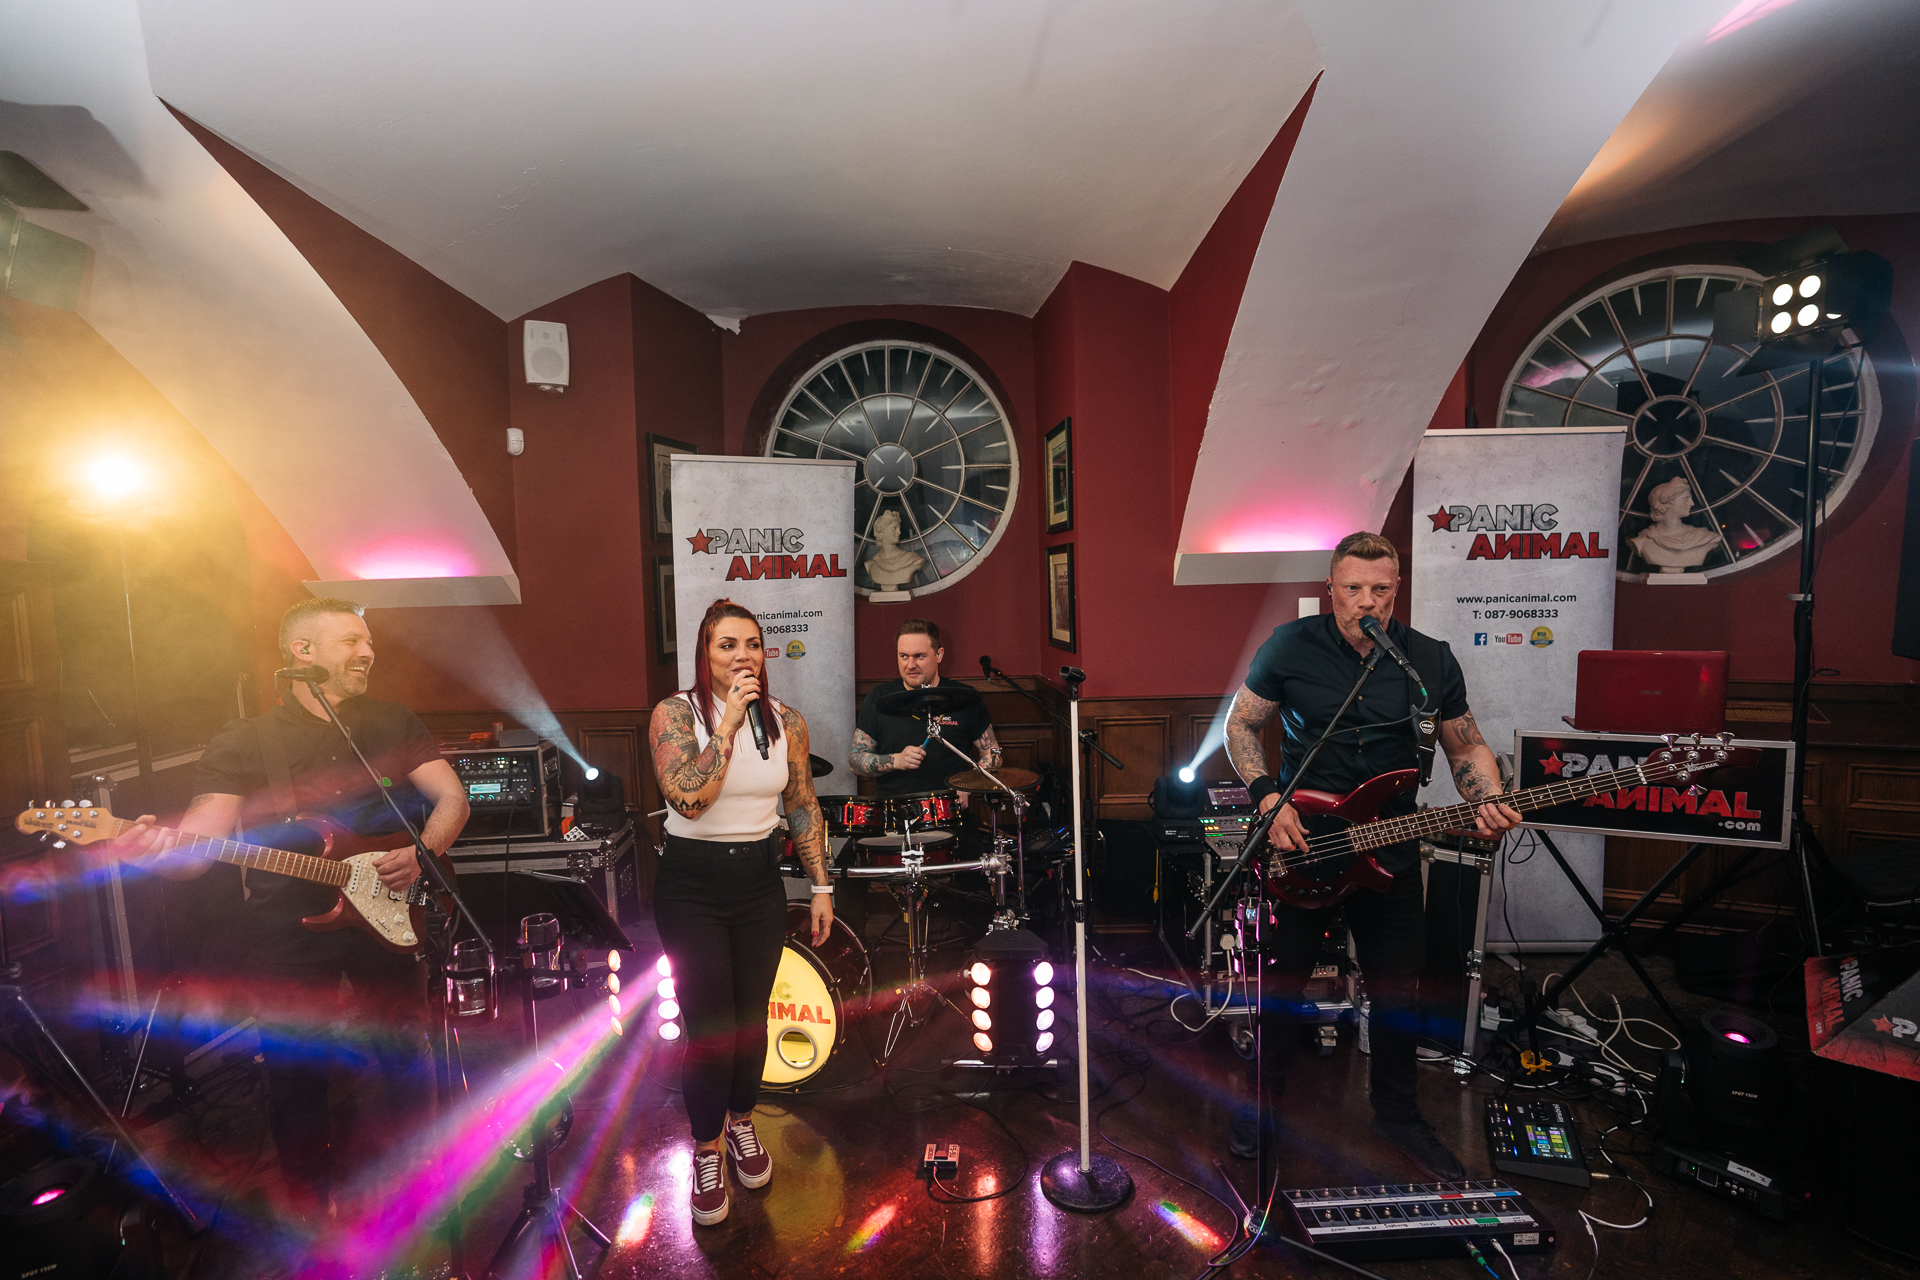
left=89, top=455, right=144, bottom=504
left=615, top=1192, right=655, bottom=1246
left=845, top=1202, right=898, bottom=1254
left=1157, top=1200, right=1225, bottom=1249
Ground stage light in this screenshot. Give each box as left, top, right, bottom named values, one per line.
left=1035, top=1032, right=1054, bottom=1053
left=973, top=1032, right=993, bottom=1053
left=1036, top=987, right=1054, bottom=1009
left=607, top=950, right=621, bottom=973
left=969, top=987, right=991, bottom=1009
left=659, top=1000, right=680, bottom=1021
left=606, top=994, right=621, bottom=1017
left=1712, top=231, right=1893, bottom=374
left=88, top=454, right=144, bottom=505
left=658, top=977, right=676, bottom=1000
left=585, top=767, right=600, bottom=781
left=610, top=1016, right=623, bottom=1036
left=969, top=961, right=991, bottom=985
left=1177, top=766, right=1195, bottom=784
left=1037, top=1009, right=1054, bottom=1031
left=1799, top=274, right=1821, bottom=297
left=1034, top=961, right=1054, bottom=986
left=655, top=955, right=672, bottom=978
left=1769, top=311, right=1792, bottom=334
left=972, top=1009, right=992, bottom=1031
left=607, top=973, right=620, bottom=996
left=1770, top=282, right=1793, bottom=305
left=1797, top=303, right=1818, bottom=326
left=659, top=1022, right=681, bottom=1042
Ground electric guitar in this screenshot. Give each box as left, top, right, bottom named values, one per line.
left=15, top=800, right=453, bottom=953
left=1263, top=734, right=1761, bottom=909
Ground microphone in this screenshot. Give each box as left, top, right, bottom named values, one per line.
left=745, top=699, right=770, bottom=760
left=979, top=654, right=994, bottom=678
left=276, top=665, right=329, bottom=683
left=1357, top=616, right=1427, bottom=698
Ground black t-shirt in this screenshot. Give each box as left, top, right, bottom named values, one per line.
left=857, top=678, right=992, bottom=799
left=1244, top=615, right=1468, bottom=872
left=192, top=696, right=443, bottom=927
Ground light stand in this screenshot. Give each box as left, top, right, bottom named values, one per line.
left=484, top=912, right=610, bottom=1280
left=1040, top=666, right=1133, bottom=1212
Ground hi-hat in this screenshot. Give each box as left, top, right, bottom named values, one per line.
left=875, top=682, right=983, bottom=718
left=947, top=766, right=1038, bottom=793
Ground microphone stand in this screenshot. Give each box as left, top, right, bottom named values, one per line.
left=293, top=673, right=493, bottom=1279
left=1187, top=643, right=1382, bottom=1248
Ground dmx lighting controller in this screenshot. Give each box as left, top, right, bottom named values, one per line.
left=1484, top=1098, right=1591, bottom=1187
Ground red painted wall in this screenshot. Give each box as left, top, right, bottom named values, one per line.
left=720, top=306, right=1043, bottom=682
left=1466, top=214, right=1920, bottom=685
left=370, top=275, right=724, bottom=711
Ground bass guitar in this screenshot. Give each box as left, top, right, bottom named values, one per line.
left=1263, top=734, right=1760, bottom=909
left=15, top=799, right=451, bottom=953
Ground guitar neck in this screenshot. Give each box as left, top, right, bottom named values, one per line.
left=111, top=816, right=351, bottom=888
left=1357, top=760, right=1679, bottom=850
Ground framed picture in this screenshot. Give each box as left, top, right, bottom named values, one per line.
left=1044, top=418, right=1073, bottom=534
left=652, top=555, right=677, bottom=663
left=646, top=434, right=696, bottom=540
left=1046, top=544, right=1076, bottom=652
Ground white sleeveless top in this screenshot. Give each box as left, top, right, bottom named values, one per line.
left=662, top=692, right=789, bottom=843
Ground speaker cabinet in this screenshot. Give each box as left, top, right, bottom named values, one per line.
left=522, top=319, right=570, bottom=392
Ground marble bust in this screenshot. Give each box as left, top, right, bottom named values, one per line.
left=1630, top=476, right=1720, bottom=572
left=864, top=509, right=926, bottom=589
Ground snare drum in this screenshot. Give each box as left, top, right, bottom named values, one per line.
left=854, top=828, right=957, bottom=869
left=882, top=790, right=959, bottom=831
left=817, top=795, right=882, bottom=836
left=763, top=902, right=871, bottom=1086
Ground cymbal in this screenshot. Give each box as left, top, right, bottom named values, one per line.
left=809, top=754, right=834, bottom=779
left=874, top=682, right=983, bottom=718
left=856, top=830, right=955, bottom=849
left=946, top=766, right=1038, bottom=793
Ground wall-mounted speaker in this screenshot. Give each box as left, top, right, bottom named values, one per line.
left=523, top=320, right=570, bottom=393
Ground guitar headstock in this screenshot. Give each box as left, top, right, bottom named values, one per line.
left=1647, top=733, right=1762, bottom=783
left=15, top=800, right=119, bottom=845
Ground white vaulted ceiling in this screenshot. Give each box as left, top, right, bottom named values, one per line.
left=136, top=0, right=1325, bottom=321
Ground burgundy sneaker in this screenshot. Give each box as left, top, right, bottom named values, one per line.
left=689, top=1148, right=729, bottom=1225
left=724, top=1116, right=772, bottom=1189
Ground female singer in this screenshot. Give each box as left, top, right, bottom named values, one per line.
left=649, top=598, right=831, bottom=1226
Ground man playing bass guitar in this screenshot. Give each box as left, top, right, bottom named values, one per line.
left=110, top=597, right=469, bottom=1228
left=1224, top=532, right=1519, bottom=1180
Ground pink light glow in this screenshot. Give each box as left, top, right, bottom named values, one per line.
left=615, top=1193, right=655, bottom=1246
left=1724, top=1030, right=1752, bottom=1044
left=32, top=1186, right=68, bottom=1206
left=1705, top=0, right=1800, bottom=43
left=348, top=534, right=478, bottom=580
left=1157, top=1200, right=1225, bottom=1250
left=845, top=1202, right=899, bottom=1253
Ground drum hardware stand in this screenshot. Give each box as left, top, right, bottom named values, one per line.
left=922, top=716, right=1029, bottom=929
left=485, top=913, right=610, bottom=1280
left=1186, top=646, right=1381, bottom=1240
left=1041, top=665, right=1134, bottom=1212
left=979, top=660, right=1121, bottom=853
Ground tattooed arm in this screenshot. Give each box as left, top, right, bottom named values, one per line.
left=1225, top=685, right=1308, bottom=854
left=848, top=727, right=896, bottom=778
left=1439, top=708, right=1522, bottom=836
left=780, top=707, right=834, bottom=944
left=649, top=698, right=736, bottom=820
left=974, top=724, right=1002, bottom=768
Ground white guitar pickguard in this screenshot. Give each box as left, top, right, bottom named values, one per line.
left=342, top=854, right=419, bottom=948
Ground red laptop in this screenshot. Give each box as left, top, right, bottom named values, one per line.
left=1573, top=650, right=1729, bottom=735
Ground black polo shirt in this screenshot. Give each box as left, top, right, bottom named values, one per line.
left=857, top=678, right=992, bottom=800
left=193, top=696, right=442, bottom=928
left=1245, top=615, right=1468, bottom=872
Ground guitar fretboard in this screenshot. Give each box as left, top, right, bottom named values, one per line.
left=104, top=815, right=351, bottom=888
left=1344, top=760, right=1677, bottom=852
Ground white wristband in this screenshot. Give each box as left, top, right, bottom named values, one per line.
left=810, top=884, right=834, bottom=894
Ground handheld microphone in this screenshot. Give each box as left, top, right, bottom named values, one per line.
left=1357, top=616, right=1427, bottom=698
left=746, top=700, right=770, bottom=760
left=979, top=654, right=994, bottom=678
left=275, top=665, right=330, bottom=683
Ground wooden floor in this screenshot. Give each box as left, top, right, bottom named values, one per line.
left=7, top=911, right=1912, bottom=1280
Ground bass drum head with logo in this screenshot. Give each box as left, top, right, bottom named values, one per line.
left=763, top=902, right=871, bottom=1086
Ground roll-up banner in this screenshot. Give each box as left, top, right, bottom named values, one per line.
left=1412, top=427, right=1626, bottom=949
left=671, top=456, right=858, bottom=798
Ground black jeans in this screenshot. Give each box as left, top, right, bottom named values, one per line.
left=654, top=836, right=787, bottom=1142
left=247, top=923, right=431, bottom=1207
left=1254, top=853, right=1427, bottom=1124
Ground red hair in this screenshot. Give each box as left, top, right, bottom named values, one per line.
left=683, top=598, right=782, bottom=747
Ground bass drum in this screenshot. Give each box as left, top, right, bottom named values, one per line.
left=763, top=901, right=871, bottom=1086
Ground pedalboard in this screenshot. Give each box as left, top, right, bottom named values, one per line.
left=1283, top=1180, right=1555, bottom=1262
left=1484, top=1098, right=1591, bottom=1187
left=1651, top=1137, right=1790, bottom=1221
left=922, top=1143, right=960, bottom=1177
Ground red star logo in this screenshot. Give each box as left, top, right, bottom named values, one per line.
left=687, top=529, right=714, bottom=554
left=1428, top=505, right=1456, bottom=532
left=1542, top=753, right=1565, bottom=777
left=1874, top=1015, right=1895, bottom=1033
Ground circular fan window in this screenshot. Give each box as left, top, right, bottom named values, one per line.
left=1498, top=265, right=1881, bottom=580
left=765, top=342, right=1018, bottom=596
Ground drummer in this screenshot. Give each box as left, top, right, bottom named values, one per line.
left=851, top=618, right=1001, bottom=797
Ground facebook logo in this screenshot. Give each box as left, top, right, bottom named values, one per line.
left=1474, top=633, right=1489, bottom=646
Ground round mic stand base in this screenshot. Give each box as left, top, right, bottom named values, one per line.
left=1040, top=1151, right=1133, bottom=1213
